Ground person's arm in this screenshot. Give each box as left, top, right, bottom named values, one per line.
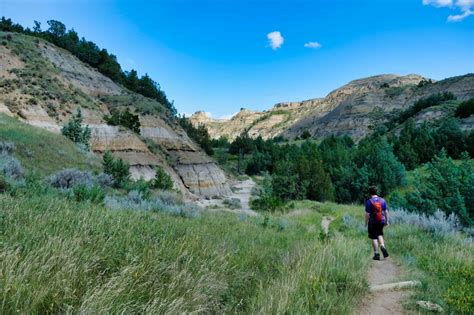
left=383, top=200, right=389, bottom=225
left=365, top=200, right=370, bottom=226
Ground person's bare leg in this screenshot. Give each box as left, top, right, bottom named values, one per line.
left=372, top=239, right=379, bottom=252
left=379, top=235, right=389, bottom=257
left=377, top=235, right=385, bottom=248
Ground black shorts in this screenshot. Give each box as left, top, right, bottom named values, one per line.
left=368, top=221, right=384, bottom=239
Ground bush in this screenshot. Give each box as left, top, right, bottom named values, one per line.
left=0, top=154, right=24, bottom=181
left=0, top=141, right=15, bottom=155
left=104, top=109, right=141, bottom=133
left=405, top=150, right=472, bottom=225
left=251, top=173, right=284, bottom=212
left=454, top=98, right=474, bottom=118
left=300, top=130, right=312, bottom=139
left=73, top=185, right=105, bottom=203
left=102, top=151, right=130, bottom=188
left=390, top=209, right=461, bottom=236
left=152, top=165, right=173, bottom=190
left=104, top=191, right=199, bottom=218
left=95, top=173, right=114, bottom=188
left=47, top=168, right=94, bottom=189
left=223, top=198, right=242, bottom=209
left=61, top=108, right=91, bottom=149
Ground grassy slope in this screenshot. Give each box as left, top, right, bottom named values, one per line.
left=1, top=192, right=471, bottom=313
left=0, top=114, right=100, bottom=175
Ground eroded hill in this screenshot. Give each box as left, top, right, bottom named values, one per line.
left=191, top=73, right=474, bottom=140
left=0, top=31, right=231, bottom=199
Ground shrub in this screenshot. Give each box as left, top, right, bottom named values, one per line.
left=223, top=198, right=242, bottom=209
left=61, top=108, right=91, bottom=149
left=0, top=141, right=15, bottom=155
left=102, top=151, right=130, bottom=188
left=405, top=149, right=472, bottom=225
left=154, top=190, right=183, bottom=205
left=104, top=191, right=199, bottom=218
left=454, top=98, right=474, bottom=118
left=47, top=168, right=94, bottom=189
left=152, top=165, right=173, bottom=190
left=390, top=209, right=461, bottom=236
left=73, top=185, right=105, bottom=203
left=104, top=109, right=141, bottom=133
left=95, top=173, right=114, bottom=188
left=300, top=130, right=312, bottom=139
left=0, top=154, right=24, bottom=181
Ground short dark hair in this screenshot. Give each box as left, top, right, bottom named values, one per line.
left=369, top=185, right=378, bottom=195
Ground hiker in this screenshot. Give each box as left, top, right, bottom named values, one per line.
left=365, top=185, right=389, bottom=260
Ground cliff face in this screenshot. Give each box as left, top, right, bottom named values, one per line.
left=191, top=74, right=474, bottom=141
left=0, top=31, right=231, bottom=199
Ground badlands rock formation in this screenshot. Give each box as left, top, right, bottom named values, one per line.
left=192, top=73, right=474, bottom=141
left=0, top=31, right=231, bottom=199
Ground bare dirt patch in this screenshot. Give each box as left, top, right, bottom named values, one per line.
left=356, top=258, right=413, bottom=315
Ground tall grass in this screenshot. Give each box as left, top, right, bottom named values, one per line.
left=0, top=194, right=369, bottom=313
left=0, top=114, right=100, bottom=176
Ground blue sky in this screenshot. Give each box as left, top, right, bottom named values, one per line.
left=2, top=0, right=473, bottom=118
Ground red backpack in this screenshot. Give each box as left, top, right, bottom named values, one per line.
left=370, top=199, right=384, bottom=223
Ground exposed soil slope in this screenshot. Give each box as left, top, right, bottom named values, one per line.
left=0, top=31, right=231, bottom=199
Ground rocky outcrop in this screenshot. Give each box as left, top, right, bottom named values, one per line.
left=286, top=74, right=474, bottom=140
left=0, top=31, right=231, bottom=199
left=192, top=73, right=474, bottom=141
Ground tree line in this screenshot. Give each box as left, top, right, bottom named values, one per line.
left=211, top=96, right=474, bottom=225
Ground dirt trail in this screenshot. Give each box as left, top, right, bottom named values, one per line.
left=199, top=178, right=259, bottom=216
left=356, top=257, right=411, bottom=315
left=321, top=216, right=333, bottom=235
left=231, top=179, right=255, bottom=214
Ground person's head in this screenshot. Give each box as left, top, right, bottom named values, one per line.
left=369, top=185, right=378, bottom=196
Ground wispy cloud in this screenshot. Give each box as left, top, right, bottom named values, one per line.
left=267, top=31, right=284, bottom=50
left=304, top=41, right=322, bottom=49
left=423, top=0, right=474, bottom=21
left=422, top=0, right=452, bottom=7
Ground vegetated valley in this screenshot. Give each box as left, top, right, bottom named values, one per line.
left=0, top=17, right=473, bottom=314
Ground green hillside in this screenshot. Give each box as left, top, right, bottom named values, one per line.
left=0, top=114, right=100, bottom=175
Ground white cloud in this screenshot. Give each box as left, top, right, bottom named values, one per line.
left=422, top=0, right=452, bottom=7
left=448, top=8, right=474, bottom=20
left=267, top=31, right=284, bottom=50
left=304, top=41, right=322, bottom=49
left=423, top=0, right=474, bottom=21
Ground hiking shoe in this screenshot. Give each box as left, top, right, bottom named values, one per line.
left=372, top=253, right=380, bottom=260
left=381, top=246, right=389, bottom=258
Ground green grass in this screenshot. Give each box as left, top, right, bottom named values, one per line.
left=0, top=193, right=369, bottom=313
left=0, top=114, right=100, bottom=175
left=0, top=186, right=472, bottom=313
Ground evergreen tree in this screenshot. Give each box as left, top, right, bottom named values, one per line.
left=406, top=149, right=469, bottom=223
left=434, top=118, right=466, bottom=158
left=61, top=108, right=91, bottom=149
left=459, top=152, right=474, bottom=224
left=393, top=119, right=419, bottom=170
left=355, top=136, right=405, bottom=196
left=152, top=166, right=173, bottom=190
left=413, top=122, right=437, bottom=165
left=102, top=151, right=130, bottom=188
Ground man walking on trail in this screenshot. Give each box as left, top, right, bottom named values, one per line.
left=365, top=185, right=389, bottom=260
